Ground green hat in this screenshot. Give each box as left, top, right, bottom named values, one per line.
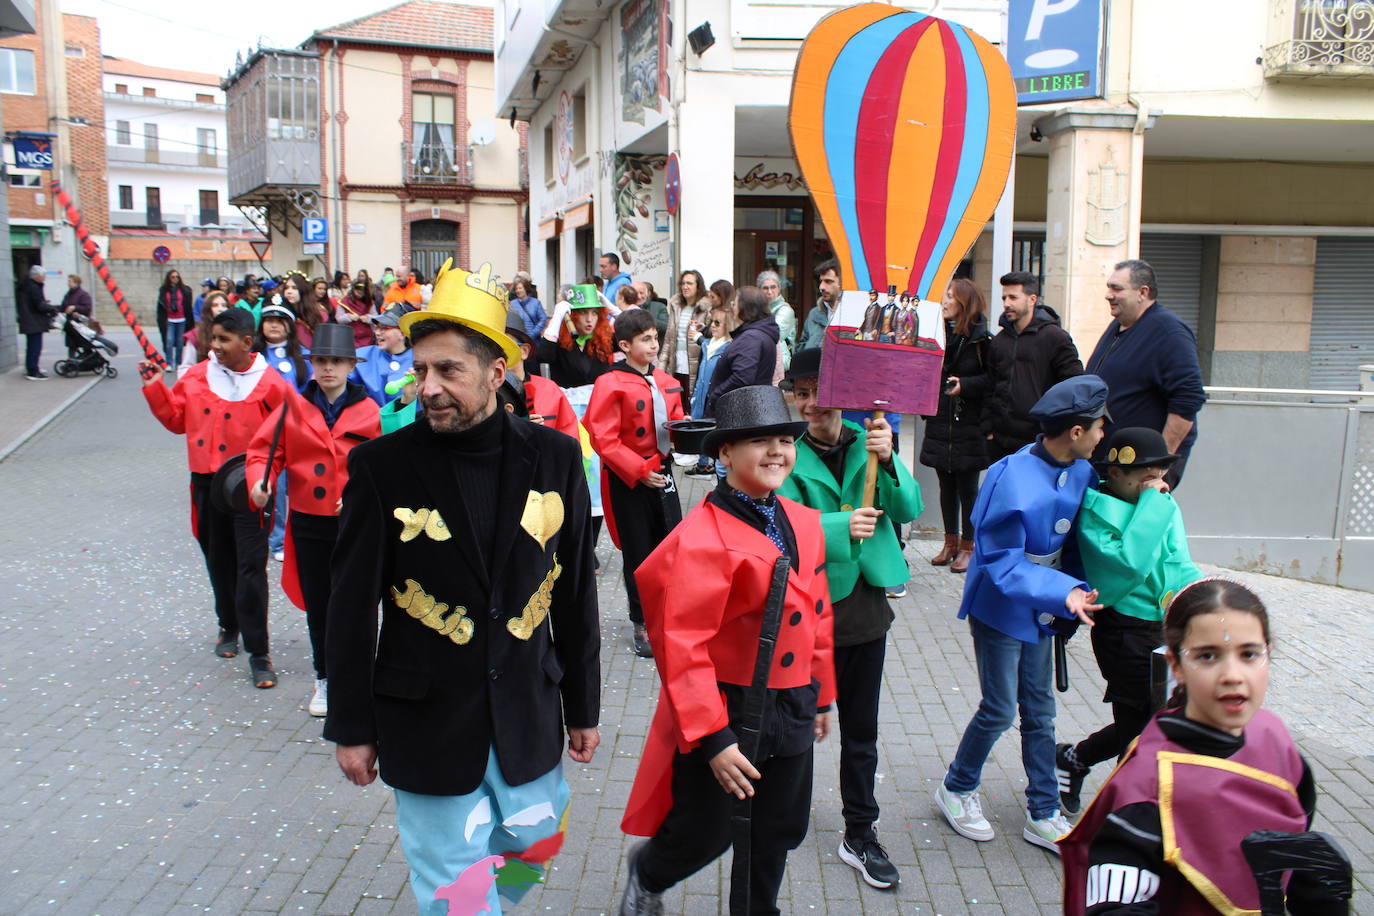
left=567, top=284, right=601, bottom=309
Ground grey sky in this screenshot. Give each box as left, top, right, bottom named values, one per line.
left=62, top=0, right=492, bottom=77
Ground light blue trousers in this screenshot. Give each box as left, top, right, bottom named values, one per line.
left=394, top=747, right=570, bottom=916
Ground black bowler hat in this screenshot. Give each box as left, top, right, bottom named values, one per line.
left=782, top=347, right=823, bottom=384
left=701, top=385, right=808, bottom=458
left=372, top=305, right=405, bottom=328
left=504, top=309, right=534, bottom=348
left=309, top=323, right=365, bottom=360
left=1099, top=427, right=1179, bottom=469
left=210, top=454, right=252, bottom=514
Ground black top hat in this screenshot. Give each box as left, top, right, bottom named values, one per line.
left=701, top=385, right=808, bottom=458
left=309, top=323, right=364, bottom=360
left=504, top=309, right=534, bottom=347
left=782, top=347, right=823, bottom=384
left=1099, top=426, right=1179, bottom=469
left=210, top=453, right=252, bottom=514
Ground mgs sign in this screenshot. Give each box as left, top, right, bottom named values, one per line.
left=555, top=91, right=575, bottom=186
left=14, top=137, right=54, bottom=170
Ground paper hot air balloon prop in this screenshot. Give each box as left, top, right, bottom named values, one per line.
left=789, top=3, right=1016, bottom=417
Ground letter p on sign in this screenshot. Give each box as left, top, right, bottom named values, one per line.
left=1027, top=0, right=1080, bottom=40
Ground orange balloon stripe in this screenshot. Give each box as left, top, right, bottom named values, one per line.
left=788, top=3, right=898, bottom=290
left=926, top=32, right=1016, bottom=298
left=882, top=25, right=946, bottom=297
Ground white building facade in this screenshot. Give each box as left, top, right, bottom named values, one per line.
left=102, top=57, right=244, bottom=233
left=498, top=0, right=1374, bottom=391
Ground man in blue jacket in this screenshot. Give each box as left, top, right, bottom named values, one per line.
left=599, top=252, right=632, bottom=307
left=935, top=376, right=1106, bottom=855
left=1086, top=259, right=1206, bottom=490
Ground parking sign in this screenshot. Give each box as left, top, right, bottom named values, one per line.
left=303, top=218, right=329, bottom=244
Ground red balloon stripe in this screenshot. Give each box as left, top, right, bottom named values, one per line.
left=50, top=180, right=167, bottom=369
left=908, top=22, right=967, bottom=293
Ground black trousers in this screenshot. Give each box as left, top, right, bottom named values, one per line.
left=190, top=474, right=270, bottom=657
left=673, top=372, right=691, bottom=415
left=607, top=461, right=681, bottom=625
left=1075, top=607, right=1163, bottom=766
left=290, top=510, right=338, bottom=679
left=638, top=746, right=814, bottom=915
left=834, top=635, right=886, bottom=836
left=935, top=468, right=980, bottom=539
left=25, top=332, right=42, bottom=375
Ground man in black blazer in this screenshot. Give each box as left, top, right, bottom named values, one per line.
left=325, top=261, right=601, bottom=914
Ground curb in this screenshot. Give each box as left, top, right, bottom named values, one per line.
left=0, top=374, right=103, bottom=464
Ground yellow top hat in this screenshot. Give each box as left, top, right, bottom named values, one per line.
left=398, top=258, right=521, bottom=365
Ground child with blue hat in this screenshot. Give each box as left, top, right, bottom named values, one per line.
left=935, top=374, right=1109, bottom=854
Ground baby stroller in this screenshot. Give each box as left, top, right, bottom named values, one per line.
left=54, top=311, right=119, bottom=378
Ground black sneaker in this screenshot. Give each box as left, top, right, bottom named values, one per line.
left=618, top=841, right=664, bottom=916
left=24, top=371, right=48, bottom=380
left=838, top=833, right=899, bottom=889
left=1056, top=742, right=1090, bottom=815
left=215, top=629, right=239, bottom=658
left=250, top=655, right=277, bottom=689
left=632, top=624, right=653, bottom=659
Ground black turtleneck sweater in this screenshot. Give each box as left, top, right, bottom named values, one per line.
left=434, top=406, right=504, bottom=568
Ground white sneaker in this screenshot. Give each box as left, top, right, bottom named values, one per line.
left=935, top=783, right=994, bottom=841
left=272, top=550, right=285, bottom=562
left=308, top=678, right=327, bottom=717
left=1023, top=810, right=1072, bottom=854
left=672, top=452, right=699, bottom=468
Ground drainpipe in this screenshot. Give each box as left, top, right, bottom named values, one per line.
left=330, top=40, right=344, bottom=272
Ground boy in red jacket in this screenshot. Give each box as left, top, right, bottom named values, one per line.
left=618, top=385, right=835, bottom=916
left=140, top=307, right=292, bottom=688
left=585, top=308, right=686, bottom=658
left=246, top=324, right=381, bottom=716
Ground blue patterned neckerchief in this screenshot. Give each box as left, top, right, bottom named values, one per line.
left=732, top=489, right=786, bottom=556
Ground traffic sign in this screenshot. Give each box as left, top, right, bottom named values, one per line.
left=303, top=218, right=329, bottom=244
left=249, top=239, right=271, bottom=261
left=152, top=245, right=171, bottom=263
left=665, top=154, right=681, bottom=216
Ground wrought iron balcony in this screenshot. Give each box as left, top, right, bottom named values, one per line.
left=1265, top=0, right=1374, bottom=79
left=404, top=140, right=472, bottom=185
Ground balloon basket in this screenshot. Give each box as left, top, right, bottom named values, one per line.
left=818, top=326, right=943, bottom=416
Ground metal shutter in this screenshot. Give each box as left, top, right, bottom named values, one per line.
left=1139, top=234, right=1202, bottom=333
left=1310, top=237, right=1374, bottom=391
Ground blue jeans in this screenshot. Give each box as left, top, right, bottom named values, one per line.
left=944, top=615, right=1059, bottom=819
left=163, top=319, right=186, bottom=369
left=268, top=472, right=287, bottom=553
left=25, top=332, right=43, bottom=375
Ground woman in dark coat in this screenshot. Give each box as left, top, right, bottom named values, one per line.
left=703, top=284, right=780, bottom=415
left=155, top=269, right=194, bottom=372
left=920, top=277, right=991, bottom=572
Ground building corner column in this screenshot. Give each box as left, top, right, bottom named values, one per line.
left=1037, top=106, right=1154, bottom=349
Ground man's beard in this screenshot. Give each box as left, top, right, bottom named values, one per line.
left=423, top=395, right=485, bottom=434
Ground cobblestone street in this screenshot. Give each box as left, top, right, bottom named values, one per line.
left=2, top=370, right=1370, bottom=915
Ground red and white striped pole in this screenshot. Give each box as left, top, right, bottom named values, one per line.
left=50, top=179, right=167, bottom=369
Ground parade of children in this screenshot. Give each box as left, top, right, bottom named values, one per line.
left=98, top=251, right=1355, bottom=916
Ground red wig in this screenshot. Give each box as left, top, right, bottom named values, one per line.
left=557, top=308, right=615, bottom=363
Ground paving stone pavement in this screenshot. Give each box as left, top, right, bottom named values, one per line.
left=2, top=377, right=1370, bottom=915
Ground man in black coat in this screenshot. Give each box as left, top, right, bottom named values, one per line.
left=982, top=271, right=1083, bottom=460
left=325, top=262, right=601, bottom=914
left=17, top=265, right=55, bottom=380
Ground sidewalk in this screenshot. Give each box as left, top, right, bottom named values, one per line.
left=0, top=328, right=142, bottom=460
left=0, top=380, right=1367, bottom=915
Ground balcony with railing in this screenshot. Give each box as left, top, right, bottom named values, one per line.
left=403, top=140, right=472, bottom=186
left=1265, top=0, right=1374, bottom=79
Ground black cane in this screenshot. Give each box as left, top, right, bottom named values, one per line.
left=728, top=555, right=791, bottom=916
left=262, top=397, right=290, bottom=532
left=1054, top=634, right=1069, bottom=692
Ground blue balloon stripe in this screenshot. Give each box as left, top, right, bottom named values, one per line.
left=823, top=11, right=927, bottom=293
left=916, top=23, right=988, bottom=299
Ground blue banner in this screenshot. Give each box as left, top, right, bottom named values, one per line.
left=13, top=136, right=54, bottom=170
left=1007, top=0, right=1105, bottom=105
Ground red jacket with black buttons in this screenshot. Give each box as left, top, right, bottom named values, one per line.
left=143, top=356, right=292, bottom=474
left=244, top=383, right=381, bottom=517
left=525, top=373, right=580, bottom=442
left=584, top=362, right=686, bottom=486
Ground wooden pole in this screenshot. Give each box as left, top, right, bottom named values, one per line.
left=860, top=410, right=885, bottom=508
